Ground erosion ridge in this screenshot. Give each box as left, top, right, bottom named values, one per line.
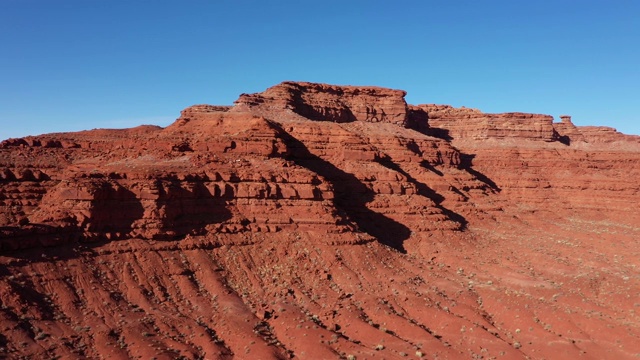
left=1, top=81, right=639, bottom=359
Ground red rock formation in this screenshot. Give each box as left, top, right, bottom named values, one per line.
left=418, top=104, right=558, bottom=141
left=1, top=81, right=639, bottom=359
left=235, top=81, right=409, bottom=125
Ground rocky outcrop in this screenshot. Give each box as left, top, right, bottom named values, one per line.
left=418, top=104, right=558, bottom=141
left=418, top=104, right=640, bottom=148
left=1, top=91, right=482, bottom=251
left=552, top=115, right=640, bottom=146
left=1, top=81, right=639, bottom=359
left=552, top=115, right=586, bottom=144
left=235, top=81, right=409, bottom=125
left=0, top=110, right=352, bottom=250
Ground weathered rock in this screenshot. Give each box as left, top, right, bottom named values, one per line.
left=418, top=104, right=558, bottom=141
left=1, top=81, right=639, bottom=360
left=235, top=81, right=409, bottom=125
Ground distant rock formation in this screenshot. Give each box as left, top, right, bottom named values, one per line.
left=235, top=81, right=409, bottom=125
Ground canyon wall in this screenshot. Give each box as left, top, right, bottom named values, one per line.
left=1, top=82, right=639, bottom=359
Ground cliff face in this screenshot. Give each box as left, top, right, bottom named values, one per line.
left=235, top=81, right=409, bottom=125
left=1, top=82, right=639, bottom=359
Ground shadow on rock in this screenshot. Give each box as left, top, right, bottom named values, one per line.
left=290, top=90, right=357, bottom=123
left=460, top=154, right=501, bottom=192
left=377, top=156, right=468, bottom=230
left=406, top=107, right=453, bottom=141
left=83, top=181, right=146, bottom=237
left=0, top=178, right=233, bottom=255
left=276, top=125, right=411, bottom=252
left=142, top=179, right=233, bottom=240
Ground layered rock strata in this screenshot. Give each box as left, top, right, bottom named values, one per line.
left=1, top=81, right=639, bottom=359
left=235, top=81, right=409, bottom=125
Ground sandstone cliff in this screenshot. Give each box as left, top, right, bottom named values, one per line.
left=1, top=82, right=639, bottom=359
left=235, top=81, right=409, bottom=125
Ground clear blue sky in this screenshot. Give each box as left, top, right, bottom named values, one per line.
left=1, top=0, right=639, bottom=139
